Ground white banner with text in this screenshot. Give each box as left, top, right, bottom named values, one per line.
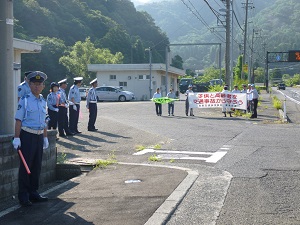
left=188, top=92, right=247, bottom=110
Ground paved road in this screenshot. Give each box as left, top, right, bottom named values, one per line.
left=2, top=90, right=300, bottom=224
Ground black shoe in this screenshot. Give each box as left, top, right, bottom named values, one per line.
left=20, top=200, right=32, bottom=207
left=88, top=128, right=97, bottom=131
left=29, top=195, right=48, bottom=203
left=75, top=131, right=82, bottom=134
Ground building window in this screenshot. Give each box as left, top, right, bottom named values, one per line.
left=110, top=75, right=116, bottom=80
left=119, top=81, right=127, bottom=87
left=138, top=75, right=150, bottom=80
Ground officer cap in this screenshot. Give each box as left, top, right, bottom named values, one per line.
left=251, top=84, right=255, bottom=87
left=24, top=71, right=33, bottom=77
left=74, top=77, right=83, bottom=81
left=90, top=78, right=97, bottom=85
left=27, top=71, right=47, bottom=82
left=50, top=82, right=59, bottom=89
left=58, top=78, right=67, bottom=85
left=188, top=84, right=193, bottom=88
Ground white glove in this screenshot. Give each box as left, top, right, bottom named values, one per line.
left=43, top=137, right=49, bottom=150
left=12, top=138, right=21, bottom=150
left=65, top=103, right=69, bottom=108
left=54, top=108, right=59, bottom=112
left=73, top=104, right=77, bottom=111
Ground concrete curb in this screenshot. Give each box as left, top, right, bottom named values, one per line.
left=118, top=162, right=199, bottom=225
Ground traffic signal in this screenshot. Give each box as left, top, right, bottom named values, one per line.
left=288, top=50, right=300, bottom=62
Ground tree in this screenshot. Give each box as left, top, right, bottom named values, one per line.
left=59, top=37, right=123, bottom=82
left=21, top=36, right=68, bottom=89
left=171, top=55, right=183, bottom=69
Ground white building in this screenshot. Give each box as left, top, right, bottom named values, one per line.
left=13, top=38, right=41, bottom=112
left=88, top=64, right=185, bottom=100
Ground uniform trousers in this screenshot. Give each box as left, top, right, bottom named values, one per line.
left=252, top=98, right=258, bottom=118
left=58, top=106, right=71, bottom=135
left=18, top=130, right=43, bottom=202
left=155, top=103, right=162, bottom=115
left=48, top=107, right=58, bottom=129
left=168, top=103, right=174, bottom=115
left=69, top=103, right=80, bottom=133
left=88, top=103, right=97, bottom=130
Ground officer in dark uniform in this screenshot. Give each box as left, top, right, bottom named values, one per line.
left=17, top=71, right=32, bottom=101
left=87, top=78, right=98, bottom=131
left=46, top=82, right=59, bottom=130
left=57, top=79, right=74, bottom=137
left=68, top=77, right=83, bottom=134
left=13, top=71, right=49, bottom=207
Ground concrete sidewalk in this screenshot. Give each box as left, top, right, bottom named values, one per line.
left=0, top=163, right=198, bottom=225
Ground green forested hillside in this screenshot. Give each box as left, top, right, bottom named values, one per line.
left=137, top=0, right=300, bottom=75
left=14, top=0, right=169, bottom=84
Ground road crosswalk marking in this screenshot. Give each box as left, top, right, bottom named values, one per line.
left=133, top=149, right=227, bottom=163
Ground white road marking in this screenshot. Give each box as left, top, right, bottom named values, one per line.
left=134, top=149, right=227, bottom=163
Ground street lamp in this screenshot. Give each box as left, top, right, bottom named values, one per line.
left=145, top=47, right=152, bottom=99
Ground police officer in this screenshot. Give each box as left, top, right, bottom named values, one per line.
left=57, top=79, right=74, bottom=137
left=17, top=71, right=32, bottom=101
left=185, top=84, right=194, bottom=116
left=68, top=77, right=83, bottom=134
left=47, top=82, right=60, bottom=130
left=12, top=71, right=49, bottom=207
left=87, top=78, right=98, bottom=131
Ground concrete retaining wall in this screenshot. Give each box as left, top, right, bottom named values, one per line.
left=0, top=130, right=57, bottom=200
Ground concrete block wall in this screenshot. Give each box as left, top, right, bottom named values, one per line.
left=0, top=130, right=57, bottom=200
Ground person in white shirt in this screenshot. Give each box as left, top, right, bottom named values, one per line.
left=167, top=88, right=176, bottom=116
left=221, top=85, right=232, bottom=117
left=153, top=88, right=162, bottom=116
left=185, top=85, right=194, bottom=116
left=250, top=84, right=259, bottom=118
left=232, top=85, right=240, bottom=93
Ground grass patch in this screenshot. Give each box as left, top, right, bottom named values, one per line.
left=94, top=152, right=117, bottom=169
left=169, top=159, right=175, bottom=163
left=148, top=154, right=161, bottom=162
left=135, top=145, right=145, bottom=151
left=153, top=144, right=161, bottom=149
left=272, top=96, right=282, bottom=110
left=57, top=152, right=67, bottom=164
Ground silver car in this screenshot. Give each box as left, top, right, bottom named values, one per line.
left=79, top=88, right=88, bottom=100
left=95, top=86, right=135, bottom=102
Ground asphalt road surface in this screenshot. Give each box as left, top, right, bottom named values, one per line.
left=52, top=89, right=300, bottom=224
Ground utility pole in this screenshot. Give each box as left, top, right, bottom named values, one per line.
left=225, top=0, right=231, bottom=86
left=241, top=0, right=249, bottom=80
left=0, top=0, right=14, bottom=134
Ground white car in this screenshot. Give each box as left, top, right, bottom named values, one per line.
left=95, top=86, right=135, bottom=102
left=79, top=88, right=88, bottom=100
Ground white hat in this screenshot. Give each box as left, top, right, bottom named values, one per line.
left=74, top=77, right=83, bottom=81
left=90, top=78, right=97, bottom=85
left=58, top=78, right=67, bottom=84
left=27, top=71, right=47, bottom=82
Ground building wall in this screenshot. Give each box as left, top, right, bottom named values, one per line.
left=0, top=131, right=57, bottom=200
left=96, top=70, right=179, bottom=100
